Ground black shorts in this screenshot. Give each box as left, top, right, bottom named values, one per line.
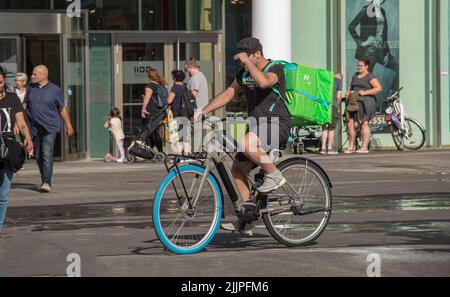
left=236, top=123, right=291, bottom=163
left=323, top=106, right=340, bottom=129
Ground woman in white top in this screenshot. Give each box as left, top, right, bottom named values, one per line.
left=14, top=73, right=28, bottom=106
left=104, top=108, right=126, bottom=163
left=13, top=73, right=30, bottom=136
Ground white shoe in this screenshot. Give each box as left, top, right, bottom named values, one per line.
left=116, top=158, right=125, bottom=163
left=220, top=220, right=254, bottom=236
left=258, top=171, right=287, bottom=193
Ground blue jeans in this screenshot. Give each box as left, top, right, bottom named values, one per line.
left=33, top=126, right=57, bottom=186
left=0, top=165, right=13, bottom=231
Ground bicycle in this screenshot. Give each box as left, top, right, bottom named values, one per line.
left=383, top=87, right=426, bottom=151
left=341, top=87, right=426, bottom=151
left=152, top=117, right=333, bottom=254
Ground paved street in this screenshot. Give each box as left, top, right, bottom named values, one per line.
left=0, top=150, right=449, bottom=277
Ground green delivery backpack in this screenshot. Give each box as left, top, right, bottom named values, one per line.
left=264, top=61, right=334, bottom=127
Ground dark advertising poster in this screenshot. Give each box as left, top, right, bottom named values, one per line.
left=346, top=0, right=400, bottom=116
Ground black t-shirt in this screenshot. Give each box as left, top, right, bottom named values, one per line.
left=236, top=61, right=291, bottom=129
left=170, top=84, right=184, bottom=117
left=0, top=92, right=24, bottom=134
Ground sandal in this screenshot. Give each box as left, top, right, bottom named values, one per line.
left=356, top=149, right=370, bottom=154
left=343, top=149, right=355, bottom=154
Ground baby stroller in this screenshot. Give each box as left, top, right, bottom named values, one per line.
left=125, top=107, right=168, bottom=164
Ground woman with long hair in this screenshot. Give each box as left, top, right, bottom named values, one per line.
left=141, top=68, right=168, bottom=153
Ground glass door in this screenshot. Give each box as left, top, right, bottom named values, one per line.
left=114, top=34, right=223, bottom=150
left=174, top=41, right=215, bottom=105
left=121, top=42, right=166, bottom=136
left=25, top=35, right=63, bottom=159
left=62, top=34, right=86, bottom=160
left=0, top=36, right=21, bottom=88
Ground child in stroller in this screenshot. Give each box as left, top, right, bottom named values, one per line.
left=125, top=106, right=168, bottom=164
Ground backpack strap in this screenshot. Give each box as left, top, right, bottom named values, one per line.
left=263, top=62, right=289, bottom=112
left=240, top=61, right=289, bottom=112
left=293, top=90, right=330, bottom=111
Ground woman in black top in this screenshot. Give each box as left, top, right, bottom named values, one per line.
left=167, top=70, right=190, bottom=155
left=141, top=68, right=167, bottom=153
left=0, top=73, right=33, bottom=234
left=344, top=59, right=382, bottom=154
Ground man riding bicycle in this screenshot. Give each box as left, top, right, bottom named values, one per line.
left=195, top=37, right=291, bottom=236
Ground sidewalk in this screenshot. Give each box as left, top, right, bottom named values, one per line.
left=9, top=150, right=450, bottom=208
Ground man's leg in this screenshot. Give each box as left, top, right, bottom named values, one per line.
left=33, top=130, right=44, bottom=184
left=0, top=166, right=14, bottom=231
left=230, top=160, right=256, bottom=203
left=321, top=127, right=329, bottom=153
left=41, top=133, right=57, bottom=187
left=239, top=132, right=286, bottom=193
left=327, top=128, right=335, bottom=150
left=221, top=159, right=255, bottom=235
left=240, top=132, right=277, bottom=174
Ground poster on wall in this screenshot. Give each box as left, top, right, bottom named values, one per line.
left=346, top=0, right=400, bottom=117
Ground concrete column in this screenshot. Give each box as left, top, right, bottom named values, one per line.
left=252, top=0, right=292, bottom=61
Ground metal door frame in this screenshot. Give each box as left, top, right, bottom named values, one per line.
left=61, top=33, right=87, bottom=161
left=112, top=32, right=224, bottom=119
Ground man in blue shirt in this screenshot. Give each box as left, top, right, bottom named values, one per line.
left=26, top=65, right=74, bottom=193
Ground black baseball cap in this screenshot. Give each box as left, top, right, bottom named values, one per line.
left=236, top=37, right=263, bottom=55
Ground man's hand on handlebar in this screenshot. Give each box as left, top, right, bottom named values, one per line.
left=194, top=109, right=208, bottom=122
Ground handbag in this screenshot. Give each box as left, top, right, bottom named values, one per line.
left=166, top=109, right=179, bottom=144
left=0, top=134, right=26, bottom=173
left=346, top=92, right=363, bottom=113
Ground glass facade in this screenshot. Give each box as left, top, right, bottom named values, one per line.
left=86, top=0, right=139, bottom=30
left=67, top=38, right=86, bottom=157
left=346, top=0, right=400, bottom=115
left=0, top=0, right=51, bottom=9
left=0, top=38, right=17, bottom=86
left=89, top=34, right=113, bottom=158
left=224, top=0, right=252, bottom=113
left=142, top=0, right=222, bottom=31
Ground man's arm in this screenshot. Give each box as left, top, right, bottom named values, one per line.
left=60, top=107, right=74, bottom=137
left=236, top=54, right=278, bottom=90
left=202, top=80, right=241, bottom=116
left=16, top=112, right=33, bottom=156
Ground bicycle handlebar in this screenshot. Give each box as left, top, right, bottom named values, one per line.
left=386, top=87, right=404, bottom=101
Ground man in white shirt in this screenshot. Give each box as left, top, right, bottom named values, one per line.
left=185, top=57, right=209, bottom=110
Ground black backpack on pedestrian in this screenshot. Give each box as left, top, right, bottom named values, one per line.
left=151, top=85, right=169, bottom=109
left=180, top=86, right=197, bottom=119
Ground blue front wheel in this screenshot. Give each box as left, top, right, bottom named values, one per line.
left=152, top=165, right=223, bottom=254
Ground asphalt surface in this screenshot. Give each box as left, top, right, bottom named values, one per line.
left=0, top=150, right=449, bottom=277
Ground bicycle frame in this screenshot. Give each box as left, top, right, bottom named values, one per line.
left=163, top=121, right=304, bottom=219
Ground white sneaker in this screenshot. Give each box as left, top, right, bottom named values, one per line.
left=258, top=171, right=287, bottom=193
left=116, top=157, right=125, bottom=163
left=220, top=220, right=254, bottom=236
